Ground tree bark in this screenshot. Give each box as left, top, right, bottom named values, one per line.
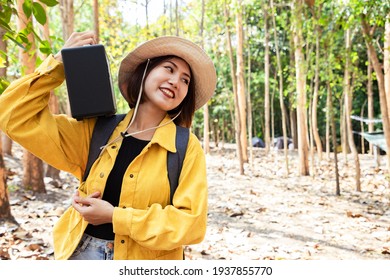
left=264, top=8, right=271, bottom=154
left=23, top=151, right=46, bottom=193
left=328, top=80, right=340, bottom=196
left=325, top=89, right=331, bottom=160
left=59, top=0, right=74, bottom=116
left=236, top=0, right=248, bottom=162
left=200, top=0, right=210, bottom=154
left=367, top=50, right=374, bottom=155
left=0, top=135, right=16, bottom=224
left=2, top=135, right=12, bottom=156
left=224, top=0, right=244, bottom=174
left=93, top=0, right=100, bottom=43
left=0, top=26, right=13, bottom=157
left=344, top=29, right=361, bottom=192
left=271, top=0, right=289, bottom=176
left=312, top=23, right=323, bottom=160
left=175, top=0, right=179, bottom=36
left=292, top=0, right=309, bottom=176
left=59, top=0, right=74, bottom=40
left=384, top=15, right=390, bottom=123
left=362, top=18, right=390, bottom=172
left=247, top=33, right=254, bottom=169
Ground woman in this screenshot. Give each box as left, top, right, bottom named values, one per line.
left=0, top=31, right=217, bottom=260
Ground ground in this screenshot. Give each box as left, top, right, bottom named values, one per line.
left=1, top=143, right=390, bottom=260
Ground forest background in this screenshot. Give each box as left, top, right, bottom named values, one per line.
left=0, top=0, right=390, bottom=260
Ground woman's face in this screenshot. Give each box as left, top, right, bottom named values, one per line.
left=143, top=57, right=191, bottom=113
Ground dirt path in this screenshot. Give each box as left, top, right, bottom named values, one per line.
left=2, top=144, right=390, bottom=260
left=188, top=147, right=390, bottom=260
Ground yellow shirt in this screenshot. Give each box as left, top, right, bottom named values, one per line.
left=0, top=55, right=208, bottom=260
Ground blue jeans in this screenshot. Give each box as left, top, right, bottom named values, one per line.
left=68, top=233, right=114, bottom=260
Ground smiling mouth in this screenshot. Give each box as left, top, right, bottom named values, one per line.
left=160, top=88, right=175, bottom=98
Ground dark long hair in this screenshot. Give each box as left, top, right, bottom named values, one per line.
left=126, top=55, right=196, bottom=128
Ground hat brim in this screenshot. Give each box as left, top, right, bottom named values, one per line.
left=118, top=36, right=216, bottom=110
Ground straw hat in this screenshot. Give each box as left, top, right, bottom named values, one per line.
left=118, top=36, right=217, bottom=110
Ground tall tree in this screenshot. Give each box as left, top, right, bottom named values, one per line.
left=93, top=0, right=100, bottom=43
left=175, top=0, right=179, bottom=36
left=367, top=50, right=374, bottom=154
left=292, top=0, right=309, bottom=175
left=224, top=0, right=244, bottom=174
left=247, top=36, right=253, bottom=167
left=264, top=5, right=271, bottom=154
left=0, top=130, right=16, bottom=224
left=200, top=0, right=211, bottom=154
left=271, top=0, right=289, bottom=176
left=0, top=22, right=15, bottom=224
left=343, top=28, right=361, bottom=191
left=0, top=24, right=12, bottom=157
left=59, top=0, right=74, bottom=116
left=311, top=5, right=323, bottom=160
left=362, top=15, right=390, bottom=171
left=17, top=0, right=45, bottom=193
left=39, top=3, right=61, bottom=181
left=236, top=0, right=248, bottom=162
left=385, top=14, right=390, bottom=122
left=59, top=0, right=74, bottom=40
left=328, top=80, right=340, bottom=195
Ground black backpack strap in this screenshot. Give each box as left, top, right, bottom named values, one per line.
left=167, top=125, right=189, bottom=205
left=82, top=114, right=126, bottom=182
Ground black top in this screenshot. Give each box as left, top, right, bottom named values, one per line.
left=85, top=135, right=149, bottom=240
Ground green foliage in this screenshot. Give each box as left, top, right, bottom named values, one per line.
left=0, top=76, right=10, bottom=94
left=1, top=0, right=389, bottom=147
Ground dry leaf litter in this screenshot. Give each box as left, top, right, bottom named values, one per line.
left=1, top=143, right=390, bottom=260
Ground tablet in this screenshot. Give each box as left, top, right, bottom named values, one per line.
left=61, top=44, right=117, bottom=120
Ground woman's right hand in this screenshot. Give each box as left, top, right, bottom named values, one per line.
left=54, top=31, right=97, bottom=62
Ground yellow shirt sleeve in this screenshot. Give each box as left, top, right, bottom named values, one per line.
left=0, top=55, right=94, bottom=180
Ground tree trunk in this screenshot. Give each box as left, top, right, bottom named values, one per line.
left=362, top=18, right=390, bottom=172
left=175, top=0, right=179, bottom=36
left=325, top=83, right=331, bottom=160
left=344, top=29, right=361, bottom=192
left=367, top=50, right=374, bottom=155
left=271, top=0, right=289, bottom=176
left=162, top=0, right=167, bottom=35
left=17, top=0, right=46, bottom=193
left=236, top=0, right=248, bottom=163
left=360, top=100, right=367, bottom=154
left=59, top=0, right=74, bottom=116
left=328, top=80, right=340, bottom=196
left=23, top=151, right=46, bottom=193
left=0, top=97, right=17, bottom=224
left=200, top=0, right=210, bottom=154
left=264, top=8, right=271, bottom=154
left=93, top=0, right=100, bottom=43
left=145, top=0, right=150, bottom=35
left=309, top=95, right=315, bottom=175
left=0, top=24, right=14, bottom=219
left=224, top=0, right=244, bottom=175
left=384, top=15, right=390, bottom=123
left=0, top=26, right=13, bottom=157
left=2, top=135, right=12, bottom=156
left=290, top=108, right=297, bottom=149
left=340, top=97, right=349, bottom=161
left=247, top=34, right=254, bottom=169
left=293, top=0, right=309, bottom=176
left=312, top=24, right=323, bottom=160
left=59, top=0, right=74, bottom=40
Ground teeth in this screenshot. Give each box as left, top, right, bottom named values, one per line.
left=161, top=88, right=174, bottom=98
